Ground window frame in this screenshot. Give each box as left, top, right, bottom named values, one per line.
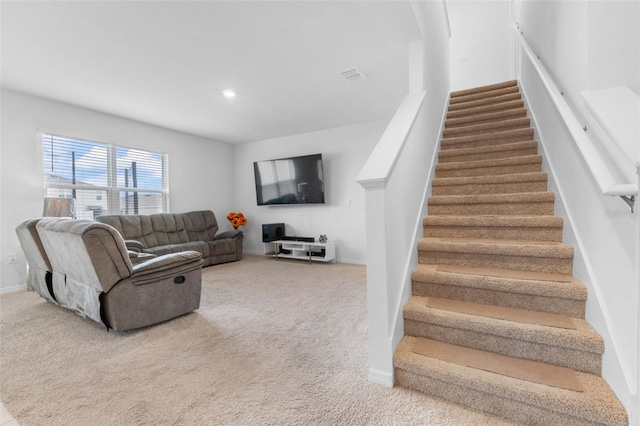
left=41, top=132, right=169, bottom=217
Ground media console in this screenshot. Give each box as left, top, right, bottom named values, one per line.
left=265, top=240, right=335, bottom=264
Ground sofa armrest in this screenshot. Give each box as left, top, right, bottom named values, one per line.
left=214, top=230, right=243, bottom=240
left=131, top=251, right=202, bottom=283
left=128, top=250, right=157, bottom=265
left=124, top=239, right=144, bottom=253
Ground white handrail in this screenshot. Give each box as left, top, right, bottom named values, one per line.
left=357, top=92, right=426, bottom=188
left=513, top=23, right=638, bottom=198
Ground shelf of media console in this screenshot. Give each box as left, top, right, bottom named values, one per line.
left=264, top=240, right=335, bottom=263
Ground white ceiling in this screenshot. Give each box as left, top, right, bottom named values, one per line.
left=1, top=1, right=422, bottom=144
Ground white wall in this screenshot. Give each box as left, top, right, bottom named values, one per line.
left=232, top=120, right=388, bottom=264
left=517, top=0, right=640, bottom=123
left=517, top=0, right=639, bottom=420
left=447, top=0, right=512, bottom=91
left=0, top=89, right=235, bottom=293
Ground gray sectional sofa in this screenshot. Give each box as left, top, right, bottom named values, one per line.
left=97, top=210, right=243, bottom=267
left=16, top=217, right=203, bottom=331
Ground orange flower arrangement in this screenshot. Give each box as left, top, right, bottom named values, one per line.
left=226, top=212, right=247, bottom=230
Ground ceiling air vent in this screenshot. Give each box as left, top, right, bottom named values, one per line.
left=340, top=67, right=367, bottom=82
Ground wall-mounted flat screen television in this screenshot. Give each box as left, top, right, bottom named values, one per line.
left=254, top=153, right=325, bottom=205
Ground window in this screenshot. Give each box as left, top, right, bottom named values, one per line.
left=43, top=134, right=168, bottom=220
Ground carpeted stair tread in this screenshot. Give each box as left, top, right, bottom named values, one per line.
left=428, top=193, right=555, bottom=216
left=447, top=93, right=523, bottom=112
left=434, top=264, right=571, bottom=283
left=428, top=199, right=556, bottom=217
left=449, top=85, right=520, bottom=105
left=450, top=80, right=518, bottom=98
left=424, top=215, right=563, bottom=231
left=442, top=117, right=530, bottom=138
left=422, top=296, right=576, bottom=329
left=418, top=237, right=573, bottom=260
left=446, top=99, right=525, bottom=119
left=423, top=214, right=563, bottom=242
left=418, top=236, right=573, bottom=274
left=411, top=264, right=587, bottom=317
left=432, top=172, right=548, bottom=196
left=435, top=155, right=543, bottom=178
left=403, top=296, right=604, bottom=356
left=445, top=107, right=528, bottom=129
left=441, top=127, right=534, bottom=150
left=432, top=173, right=547, bottom=196
left=437, top=141, right=539, bottom=164
left=429, top=192, right=554, bottom=208
left=436, top=147, right=542, bottom=166
left=394, top=336, right=628, bottom=426
left=410, top=337, right=581, bottom=391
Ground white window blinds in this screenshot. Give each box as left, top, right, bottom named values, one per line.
left=43, top=134, right=168, bottom=219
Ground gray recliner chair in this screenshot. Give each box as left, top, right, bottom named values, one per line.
left=15, top=218, right=57, bottom=304
left=32, top=218, right=204, bottom=331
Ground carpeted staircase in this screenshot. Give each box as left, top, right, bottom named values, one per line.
left=393, top=80, right=629, bottom=425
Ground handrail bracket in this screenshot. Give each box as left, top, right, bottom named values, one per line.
left=620, top=195, right=635, bottom=213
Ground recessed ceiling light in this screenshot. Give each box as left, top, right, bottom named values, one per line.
left=222, top=90, right=236, bottom=98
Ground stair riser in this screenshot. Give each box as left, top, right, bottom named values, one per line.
left=441, top=134, right=533, bottom=151
left=442, top=119, right=530, bottom=138
left=442, top=124, right=531, bottom=140
left=404, top=320, right=601, bottom=374
left=411, top=281, right=585, bottom=317
left=424, top=225, right=563, bottom=242
left=432, top=181, right=547, bottom=196
left=446, top=101, right=524, bottom=119
left=436, top=163, right=542, bottom=178
left=418, top=251, right=573, bottom=274
left=445, top=109, right=528, bottom=128
left=395, top=368, right=605, bottom=426
left=443, top=127, right=533, bottom=146
left=448, top=93, right=522, bottom=112
left=450, top=86, right=520, bottom=105
left=438, top=140, right=542, bottom=166
left=428, top=201, right=555, bottom=216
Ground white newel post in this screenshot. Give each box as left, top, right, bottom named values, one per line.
left=360, top=181, right=394, bottom=387
left=356, top=91, right=429, bottom=387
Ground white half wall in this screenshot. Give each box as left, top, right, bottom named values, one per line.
left=0, top=89, right=234, bottom=294
left=232, top=120, right=389, bottom=264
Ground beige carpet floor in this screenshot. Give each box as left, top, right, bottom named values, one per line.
left=0, top=254, right=515, bottom=425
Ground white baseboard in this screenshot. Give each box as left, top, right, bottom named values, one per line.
left=0, top=284, right=27, bottom=295
left=336, top=257, right=365, bottom=265
left=368, top=368, right=394, bottom=388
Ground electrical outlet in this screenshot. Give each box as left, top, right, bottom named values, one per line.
left=8, top=253, right=17, bottom=264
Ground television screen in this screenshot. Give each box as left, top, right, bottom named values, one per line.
left=254, top=153, right=325, bottom=205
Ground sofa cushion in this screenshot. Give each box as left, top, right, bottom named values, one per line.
left=97, top=215, right=157, bottom=249
left=144, top=241, right=209, bottom=259
left=182, top=210, right=218, bottom=241
left=149, top=214, right=189, bottom=245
